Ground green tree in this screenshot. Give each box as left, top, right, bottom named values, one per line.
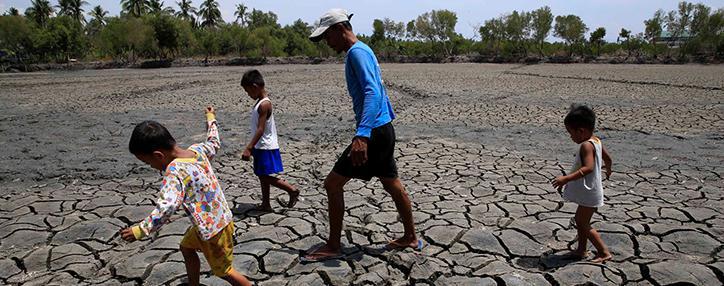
left=247, top=9, right=278, bottom=29
left=148, top=14, right=179, bottom=58
left=57, top=0, right=87, bottom=24
left=644, top=9, right=665, bottom=43
left=6, top=7, right=20, bottom=16
left=0, top=15, right=35, bottom=63
left=406, top=20, right=416, bottom=39
left=25, top=0, right=55, bottom=27
left=644, top=9, right=666, bottom=57
left=121, top=0, right=150, bottom=17
left=282, top=19, right=316, bottom=56
left=196, top=28, right=217, bottom=60
left=479, top=17, right=504, bottom=53
left=413, top=9, right=458, bottom=55
left=665, top=1, right=694, bottom=56
left=247, top=26, right=284, bottom=57
left=175, top=0, right=196, bottom=24
left=234, top=3, right=247, bottom=26
left=371, top=19, right=385, bottom=47
left=589, top=27, right=606, bottom=56
left=619, top=28, right=631, bottom=57
left=88, top=5, right=108, bottom=25
left=530, top=6, right=553, bottom=56
left=554, top=14, right=587, bottom=56
left=86, top=5, right=108, bottom=37
left=99, top=16, right=155, bottom=62
left=503, top=10, right=531, bottom=55
left=45, top=15, right=88, bottom=61
left=199, top=0, right=222, bottom=28
left=148, top=0, right=175, bottom=15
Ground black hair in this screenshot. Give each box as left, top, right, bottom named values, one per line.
left=564, top=104, right=596, bottom=130
left=128, top=120, right=176, bottom=155
left=241, top=69, right=265, bottom=87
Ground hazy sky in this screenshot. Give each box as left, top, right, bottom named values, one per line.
left=3, top=0, right=723, bottom=41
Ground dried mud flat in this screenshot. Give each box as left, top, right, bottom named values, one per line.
left=0, top=63, right=722, bottom=285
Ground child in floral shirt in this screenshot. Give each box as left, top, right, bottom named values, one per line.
left=120, top=107, right=250, bottom=286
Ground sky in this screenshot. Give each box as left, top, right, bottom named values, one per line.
left=2, top=0, right=723, bottom=42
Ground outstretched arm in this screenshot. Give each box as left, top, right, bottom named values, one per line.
left=196, top=106, right=221, bottom=161
left=120, top=173, right=185, bottom=241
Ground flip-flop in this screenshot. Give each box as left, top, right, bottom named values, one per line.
left=283, top=190, right=300, bottom=208
left=385, top=238, right=426, bottom=252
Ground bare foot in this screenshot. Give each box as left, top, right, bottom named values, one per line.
left=385, top=236, right=423, bottom=251
left=590, top=253, right=612, bottom=263
left=300, top=244, right=343, bottom=262
left=284, top=189, right=300, bottom=208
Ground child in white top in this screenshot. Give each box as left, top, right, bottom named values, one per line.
left=240, top=70, right=299, bottom=212
left=552, top=104, right=613, bottom=264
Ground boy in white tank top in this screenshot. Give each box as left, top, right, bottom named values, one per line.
left=240, top=70, right=299, bottom=212
left=551, top=104, right=613, bottom=263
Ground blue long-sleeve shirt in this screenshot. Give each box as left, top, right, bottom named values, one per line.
left=345, top=41, right=395, bottom=138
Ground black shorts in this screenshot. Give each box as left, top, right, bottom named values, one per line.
left=333, top=122, right=398, bottom=181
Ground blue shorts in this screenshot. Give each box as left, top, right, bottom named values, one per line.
left=252, top=148, right=284, bottom=176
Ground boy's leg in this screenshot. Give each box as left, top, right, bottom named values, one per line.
left=221, top=269, right=252, bottom=286
left=303, top=171, right=349, bottom=259
left=256, top=176, right=272, bottom=211
left=577, top=206, right=613, bottom=262
left=259, top=175, right=300, bottom=207
left=260, top=175, right=297, bottom=193
left=380, top=177, right=417, bottom=248
left=180, top=246, right=201, bottom=286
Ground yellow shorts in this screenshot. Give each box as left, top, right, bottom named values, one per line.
left=180, top=223, right=235, bottom=277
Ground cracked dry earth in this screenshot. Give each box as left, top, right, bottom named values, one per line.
left=0, top=63, right=722, bottom=286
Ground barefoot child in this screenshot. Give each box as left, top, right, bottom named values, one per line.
left=240, top=69, right=300, bottom=212
left=120, top=107, right=251, bottom=286
left=552, top=104, right=613, bottom=263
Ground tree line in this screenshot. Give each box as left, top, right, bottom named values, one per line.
left=0, top=1, right=722, bottom=65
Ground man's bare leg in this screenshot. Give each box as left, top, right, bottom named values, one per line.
left=303, top=171, right=350, bottom=260
left=381, top=177, right=418, bottom=248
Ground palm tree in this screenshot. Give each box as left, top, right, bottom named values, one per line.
left=121, top=0, right=150, bottom=17
left=88, top=5, right=108, bottom=25
left=148, top=0, right=174, bottom=15
left=58, top=0, right=88, bottom=24
left=175, top=0, right=197, bottom=23
left=234, top=3, right=247, bottom=26
left=25, top=0, right=54, bottom=26
left=198, top=0, right=222, bottom=28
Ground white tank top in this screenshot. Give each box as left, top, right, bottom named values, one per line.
left=249, top=97, right=279, bottom=150
left=562, top=137, right=604, bottom=207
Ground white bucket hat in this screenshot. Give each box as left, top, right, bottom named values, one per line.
left=309, top=8, right=353, bottom=42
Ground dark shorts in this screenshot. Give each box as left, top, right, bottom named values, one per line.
left=333, top=122, right=398, bottom=181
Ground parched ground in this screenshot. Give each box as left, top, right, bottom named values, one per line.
left=0, top=63, right=722, bottom=285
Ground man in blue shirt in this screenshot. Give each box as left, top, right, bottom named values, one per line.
left=301, top=9, right=420, bottom=262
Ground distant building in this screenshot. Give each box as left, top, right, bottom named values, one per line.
left=654, top=30, right=693, bottom=48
